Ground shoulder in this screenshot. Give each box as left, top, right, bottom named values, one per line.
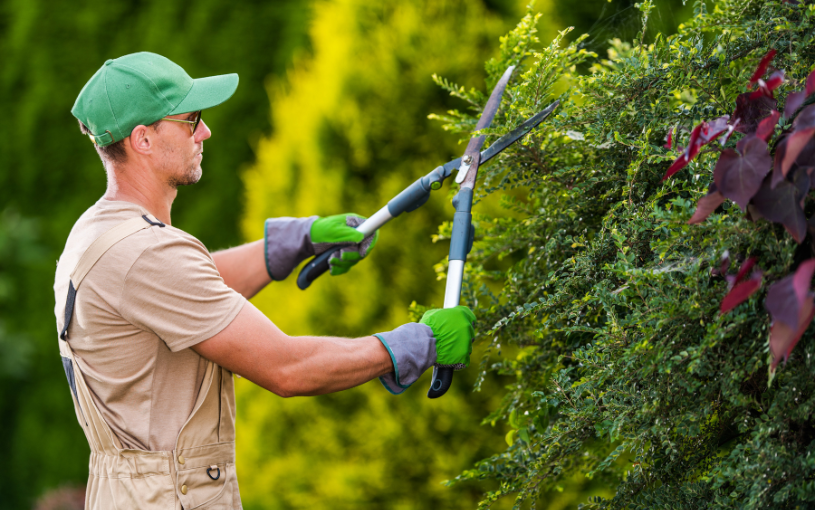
left=126, top=224, right=212, bottom=271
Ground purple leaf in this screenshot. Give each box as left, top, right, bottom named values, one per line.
left=663, top=119, right=731, bottom=181
left=688, top=186, right=725, bottom=224
left=755, top=110, right=780, bottom=142
left=663, top=154, right=690, bottom=181
left=772, top=135, right=815, bottom=187
left=778, top=106, right=815, bottom=176
left=785, top=91, right=806, bottom=118
left=664, top=127, right=674, bottom=149
left=663, top=124, right=703, bottom=181
left=750, top=168, right=810, bottom=243
left=721, top=272, right=762, bottom=314
left=755, top=70, right=785, bottom=98
left=720, top=250, right=731, bottom=276
left=767, top=272, right=805, bottom=329
left=735, top=257, right=759, bottom=284
left=794, top=258, right=815, bottom=303
left=699, top=116, right=731, bottom=145
left=770, top=298, right=814, bottom=371
left=732, top=93, right=777, bottom=134
left=724, top=256, right=757, bottom=289
left=767, top=259, right=815, bottom=370
left=781, top=128, right=815, bottom=175
left=750, top=50, right=777, bottom=85
left=808, top=68, right=815, bottom=96
left=713, top=137, right=772, bottom=209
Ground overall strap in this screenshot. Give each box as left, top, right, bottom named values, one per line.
left=59, top=213, right=164, bottom=424
left=60, top=214, right=164, bottom=341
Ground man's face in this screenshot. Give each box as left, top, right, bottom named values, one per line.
left=154, top=112, right=212, bottom=188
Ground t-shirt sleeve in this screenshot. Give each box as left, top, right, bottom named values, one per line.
left=119, top=232, right=246, bottom=352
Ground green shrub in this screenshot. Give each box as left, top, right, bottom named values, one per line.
left=431, top=1, right=815, bottom=507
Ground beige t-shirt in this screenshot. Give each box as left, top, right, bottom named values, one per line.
left=54, top=199, right=246, bottom=451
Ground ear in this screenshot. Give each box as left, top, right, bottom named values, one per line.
left=128, top=125, right=154, bottom=156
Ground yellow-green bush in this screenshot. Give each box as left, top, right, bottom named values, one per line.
left=237, top=0, right=559, bottom=507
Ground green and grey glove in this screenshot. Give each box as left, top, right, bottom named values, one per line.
left=373, top=306, right=476, bottom=395
left=263, top=213, right=378, bottom=281
left=310, top=214, right=379, bottom=276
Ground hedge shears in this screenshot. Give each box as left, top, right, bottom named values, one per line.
left=297, top=66, right=559, bottom=398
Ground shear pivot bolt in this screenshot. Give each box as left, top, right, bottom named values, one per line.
left=462, top=155, right=472, bottom=164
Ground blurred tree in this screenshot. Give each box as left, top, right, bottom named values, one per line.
left=238, top=0, right=547, bottom=507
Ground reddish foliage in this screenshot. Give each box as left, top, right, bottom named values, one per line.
left=732, top=93, right=777, bottom=134
left=720, top=257, right=762, bottom=315
left=750, top=50, right=777, bottom=85
left=752, top=70, right=785, bottom=99
left=688, top=182, right=725, bottom=224
left=662, top=117, right=730, bottom=181
left=755, top=110, right=780, bottom=142
left=785, top=91, right=806, bottom=118
left=664, top=127, right=674, bottom=149
left=681, top=53, right=815, bottom=374
left=721, top=278, right=762, bottom=314
left=34, top=486, right=85, bottom=510
left=734, top=257, right=758, bottom=285
left=781, top=128, right=815, bottom=176
left=766, top=259, right=815, bottom=370
left=773, top=135, right=815, bottom=187
left=750, top=168, right=810, bottom=243
left=713, top=137, right=772, bottom=210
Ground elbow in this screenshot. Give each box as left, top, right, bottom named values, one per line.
left=272, top=384, right=297, bottom=399
left=266, top=366, right=304, bottom=398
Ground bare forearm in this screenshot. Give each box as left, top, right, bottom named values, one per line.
left=212, top=240, right=270, bottom=299
left=243, top=335, right=391, bottom=396
left=193, top=303, right=393, bottom=397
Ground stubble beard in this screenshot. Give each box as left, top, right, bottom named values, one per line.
left=168, top=163, right=202, bottom=188
left=167, top=146, right=203, bottom=188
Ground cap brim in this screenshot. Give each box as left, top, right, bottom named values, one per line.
left=168, top=73, right=239, bottom=114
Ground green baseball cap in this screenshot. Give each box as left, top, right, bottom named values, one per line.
left=72, top=52, right=238, bottom=146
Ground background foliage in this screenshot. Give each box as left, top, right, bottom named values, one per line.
left=434, top=0, right=815, bottom=508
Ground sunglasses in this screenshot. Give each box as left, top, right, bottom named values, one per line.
left=161, top=111, right=202, bottom=135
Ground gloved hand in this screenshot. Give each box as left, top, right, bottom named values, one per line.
left=373, top=306, right=476, bottom=395
left=310, top=214, right=379, bottom=276
left=263, top=213, right=378, bottom=281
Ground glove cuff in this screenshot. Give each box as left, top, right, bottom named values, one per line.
left=264, top=217, right=318, bottom=281
left=373, top=323, right=436, bottom=395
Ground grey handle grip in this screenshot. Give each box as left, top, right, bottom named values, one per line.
left=296, top=249, right=337, bottom=290
left=427, top=366, right=454, bottom=398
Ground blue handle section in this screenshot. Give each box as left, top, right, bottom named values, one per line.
left=296, top=249, right=337, bottom=290
left=427, top=366, right=454, bottom=398
left=387, top=165, right=449, bottom=217
left=449, top=188, right=474, bottom=261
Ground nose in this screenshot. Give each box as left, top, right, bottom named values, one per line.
left=195, top=119, right=212, bottom=142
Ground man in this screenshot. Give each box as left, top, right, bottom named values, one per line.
left=54, top=52, right=476, bottom=509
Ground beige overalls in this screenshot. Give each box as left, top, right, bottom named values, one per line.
left=58, top=215, right=242, bottom=509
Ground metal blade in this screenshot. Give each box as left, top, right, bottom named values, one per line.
left=460, top=67, right=515, bottom=158
left=479, top=100, right=559, bottom=164
left=439, top=101, right=559, bottom=179
left=455, top=67, right=515, bottom=184
left=475, top=66, right=516, bottom=132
